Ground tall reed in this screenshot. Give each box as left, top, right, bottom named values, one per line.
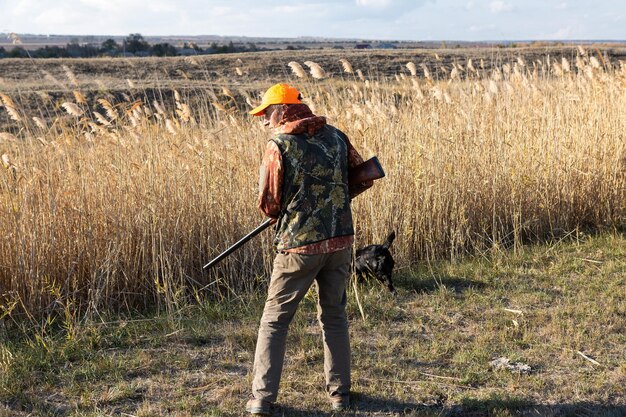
left=0, top=53, right=624, bottom=319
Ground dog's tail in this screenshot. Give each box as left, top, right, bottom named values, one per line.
left=382, top=231, right=396, bottom=250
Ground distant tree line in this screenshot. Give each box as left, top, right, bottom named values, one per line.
left=0, top=33, right=264, bottom=59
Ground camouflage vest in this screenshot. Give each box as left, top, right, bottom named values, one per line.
left=271, top=124, right=354, bottom=251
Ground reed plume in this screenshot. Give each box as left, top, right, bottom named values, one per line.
left=303, top=61, right=326, bottom=79
left=63, top=65, right=79, bottom=86
left=97, top=98, right=118, bottom=120
left=288, top=61, right=307, bottom=78
left=61, top=102, right=84, bottom=117
left=406, top=62, right=417, bottom=76
left=339, top=58, right=354, bottom=74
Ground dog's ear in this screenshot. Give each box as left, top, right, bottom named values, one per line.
left=382, top=231, right=396, bottom=250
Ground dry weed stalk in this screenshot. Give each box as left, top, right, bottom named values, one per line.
left=8, top=33, right=22, bottom=45
left=61, top=102, right=84, bottom=117
left=288, top=61, right=307, bottom=78
left=73, top=90, right=87, bottom=105
left=32, top=117, right=47, bottom=129
left=165, top=118, right=177, bottom=134
left=450, top=66, right=459, bottom=80
left=589, top=56, right=601, bottom=69
left=93, top=112, right=111, bottom=126
left=41, top=70, right=63, bottom=87
left=0, top=93, right=21, bottom=122
left=339, top=59, right=354, bottom=74
left=0, top=133, right=17, bottom=143
left=467, top=59, right=477, bottom=74
left=98, top=98, right=118, bottom=120
left=63, top=65, right=79, bottom=86
left=303, top=61, right=326, bottom=79
left=406, top=62, right=417, bottom=76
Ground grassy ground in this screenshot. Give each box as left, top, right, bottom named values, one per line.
left=1, top=229, right=624, bottom=417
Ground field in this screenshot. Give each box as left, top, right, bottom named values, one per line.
left=1, top=233, right=624, bottom=416
left=0, top=45, right=625, bottom=416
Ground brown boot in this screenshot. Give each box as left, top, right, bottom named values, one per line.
left=245, top=398, right=273, bottom=416
left=330, top=394, right=350, bottom=411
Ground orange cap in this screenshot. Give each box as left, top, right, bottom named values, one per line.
left=249, top=83, right=302, bottom=116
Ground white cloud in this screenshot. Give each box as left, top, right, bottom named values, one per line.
left=145, top=1, right=178, bottom=13
left=555, top=2, right=568, bottom=10
left=210, top=6, right=232, bottom=16
left=489, top=1, right=513, bottom=13
left=9, top=0, right=40, bottom=17
left=79, top=0, right=127, bottom=11
left=274, top=5, right=304, bottom=13
left=544, top=26, right=573, bottom=39
left=273, top=4, right=326, bottom=15
left=352, top=0, right=429, bottom=19
left=469, top=23, right=496, bottom=32
left=356, top=0, right=392, bottom=7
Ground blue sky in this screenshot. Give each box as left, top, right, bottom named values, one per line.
left=1, top=0, right=624, bottom=40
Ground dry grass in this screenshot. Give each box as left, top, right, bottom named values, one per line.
left=0, top=231, right=624, bottom=416
left=0, top=49, right=624, bottom=321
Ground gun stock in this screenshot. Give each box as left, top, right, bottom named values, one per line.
left=349, top=156, right=385, bottom=184
left=349, top=156, right=385, bottom=198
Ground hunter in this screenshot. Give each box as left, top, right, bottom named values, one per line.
left=246, top=83, right=372, bottom=415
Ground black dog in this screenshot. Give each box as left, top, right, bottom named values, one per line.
left=354, top=231, right=396, bottom=292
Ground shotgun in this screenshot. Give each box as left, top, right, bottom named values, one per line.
left=203, top=218, right=274, bottom=269
left=203, top=156, right=385, bottom=270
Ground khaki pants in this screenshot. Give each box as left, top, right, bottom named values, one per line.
left=251, top=247, right=352, bottom=403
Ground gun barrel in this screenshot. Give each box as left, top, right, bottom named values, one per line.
left=203, top=218, right=273, bottom=269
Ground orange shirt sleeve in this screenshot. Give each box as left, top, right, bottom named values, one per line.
left=258, top=140, right=282, bottom=218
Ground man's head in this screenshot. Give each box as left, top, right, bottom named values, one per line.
left=249, top=83, right=302, bottom=118
left=261, top=104, right=284, bottom=128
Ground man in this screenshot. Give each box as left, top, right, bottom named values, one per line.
left=246, top=83, right=372, bottom=415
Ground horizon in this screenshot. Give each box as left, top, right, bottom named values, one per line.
left=3, top=33, right=625, bottom=45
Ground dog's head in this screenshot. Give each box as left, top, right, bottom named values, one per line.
left=355, top=231, right=396, bottom=292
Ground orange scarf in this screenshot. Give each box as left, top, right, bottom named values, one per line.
left=276, top=104, right=327, bottom=136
